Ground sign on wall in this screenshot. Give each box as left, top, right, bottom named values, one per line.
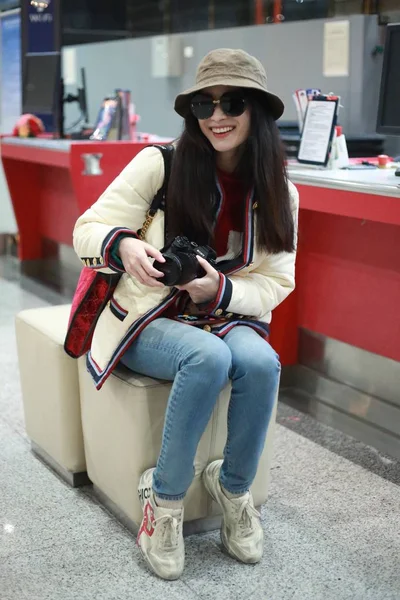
left=323, top=20, right=350, bottom=78
left=26, top=0, right=55, bottom=53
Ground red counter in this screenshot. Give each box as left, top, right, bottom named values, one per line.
left=0, top=138, right=152, bottom=260
left=270, top=166, right=400, bottom=365
left=1, top=138, right=400, bottom=368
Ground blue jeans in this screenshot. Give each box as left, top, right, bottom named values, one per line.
left=120, top=318, right=280, bottom=500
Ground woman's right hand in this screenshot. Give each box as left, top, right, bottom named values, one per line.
left=118, top=237, right=166, bottom=288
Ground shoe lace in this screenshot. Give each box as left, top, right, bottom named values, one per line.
left=154, top=514, right=180, bottom=550
left=236, top=497, right=261, bottom=536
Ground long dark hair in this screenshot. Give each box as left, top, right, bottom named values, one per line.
left=167, top=91, right=295, bottom=254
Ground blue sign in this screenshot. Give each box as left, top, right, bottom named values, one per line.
left=0, top=12, right=22, bottom=134
left=27, top=0, right=55, bottom=53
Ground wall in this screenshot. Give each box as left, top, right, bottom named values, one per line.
left=0, top=13, right=396, bottom=241
left=63, top=14, right=386, bottom=141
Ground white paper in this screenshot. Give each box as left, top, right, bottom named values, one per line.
left=62, top=47, right=77, bottom=85
left=293, top=93, right=304, bottom=131
left=298, top=100, right=337, bottom=164
left=328, top=126, right=349, bottom=170
left=323, top=20, right=350, bottom=77
left=298, top=90, right=309, bottom=119
left=336, top=133, right=349, bottom=167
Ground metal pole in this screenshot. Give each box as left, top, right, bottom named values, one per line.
left=209, top=0, right=215, bottom=29
left=273, top=0, right=282, bottom=23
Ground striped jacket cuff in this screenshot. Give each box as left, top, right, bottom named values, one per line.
left=197, top=273, right=233, bottom=316
left=101, top=228, right=138, bottom=273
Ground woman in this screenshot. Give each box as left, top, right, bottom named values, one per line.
left=73, top=48, right=298, bottom=580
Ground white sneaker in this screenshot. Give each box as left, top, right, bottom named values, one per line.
left=203, top=460, right=263, bottom=564
left=137, top=468, right=185, bottom=580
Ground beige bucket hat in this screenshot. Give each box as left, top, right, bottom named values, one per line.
left=175, top=48, right=284, bottom=120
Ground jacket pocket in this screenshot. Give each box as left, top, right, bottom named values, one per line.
left=109, top=296, right=129, bottom=322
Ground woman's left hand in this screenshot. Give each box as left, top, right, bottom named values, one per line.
left=176, top=256, right=220, bottom=304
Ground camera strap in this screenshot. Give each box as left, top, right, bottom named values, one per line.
left=138, top=144, right=174, bottom=241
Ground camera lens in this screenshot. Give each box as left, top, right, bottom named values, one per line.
left=178, top=253, right=201, bottom=285
left=154, top=255, right=182, bottom=287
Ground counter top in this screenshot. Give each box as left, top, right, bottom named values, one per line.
left=0, top=134, right=172, bottom=151
left=1, top=137, right=77, bottom=151
left=0, top=137, right=154, bottom=169
left=2, top=138, right=399, bottom=226
left=4, top=140, right=398, bottom=199
left=287, top=163, right=400, bottom=226
left=288, top=163, right=400, bottom=198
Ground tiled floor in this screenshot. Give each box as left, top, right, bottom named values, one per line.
left=1, top=267, right=400, bottom=600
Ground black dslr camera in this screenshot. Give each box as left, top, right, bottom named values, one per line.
left=153, top=236, right=217, bottom=287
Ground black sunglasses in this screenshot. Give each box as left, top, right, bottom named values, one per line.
left=190, top=91, right=248, bottom=120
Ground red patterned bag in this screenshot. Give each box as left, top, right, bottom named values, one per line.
left=64, top=270, right=121, bottom=358
left=63, top=144, right=174, bottom=359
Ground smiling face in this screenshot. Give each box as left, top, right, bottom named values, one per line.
left=197, top=85, right=251, bottom=168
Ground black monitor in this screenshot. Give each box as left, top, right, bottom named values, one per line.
left=77, top=67, right=89, bottom=124
left=23, top=53, right=60, bottom=116
left=376, top=23, right=400, bottom=137
left=23, top=54, right=89, bottom=138
left=61, top=67, right=89, bottom=137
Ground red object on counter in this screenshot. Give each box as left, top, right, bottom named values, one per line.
left=378, top=154, right=389, bottom=168
left=12, top=114, right=45, bottom=138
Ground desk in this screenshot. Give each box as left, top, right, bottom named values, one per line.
left=272, top=164, right=400, bottom=459
left=2, top=139, right=399, bottom=361
left=0, top=138, right=152, bottom=260
left=288, top=164, right=400, bottom=223
left=279, top=165, right=400, bottom=362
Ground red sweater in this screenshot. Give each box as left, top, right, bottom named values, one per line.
left=167, top=169, right=246, bottom=320
left=214, top=169, right=246, bottom=257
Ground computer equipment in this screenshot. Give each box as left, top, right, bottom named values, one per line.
left=376, top=23, right=400, bottom=136
left=61, top=67, right=90, bottom=137
left=23, top=53, right=61, bottom=117
left=23, top=54, right=89, bottom=138
left=376, top=23, right=400, bottom=176
left=78, top=68, right=89, bottom=125
left=63, top=68, right=89, bottom=125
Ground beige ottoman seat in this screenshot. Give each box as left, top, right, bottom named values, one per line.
left=79, top=360, right=278, bottom=535
left=15, top=305, right=89, bottom=486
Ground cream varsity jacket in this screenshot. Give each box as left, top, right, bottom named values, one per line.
left=73, top=146, right=299, bottom=389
